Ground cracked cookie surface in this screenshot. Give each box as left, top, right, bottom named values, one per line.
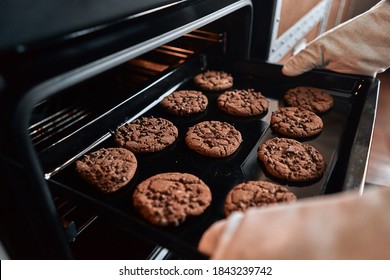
left=217, top=89, right=269, bottom=117
left=258, top=137, right=326, bottom=182
left=75, top=147, right=137, bottom=193
left=284, top=87, right=333, bottom=114
left=193, top=70, right=233, bottom=91
left=132, top=172, right=212, bottom=226
left=160, top=90, right=208, bottom=116
left=185, top=120, right=242, bottom=157
left=224, top=180, right=297, bottom=216
left=115, top=117, right=178, bottom=153
left=270, top=107, right=323, bottom=138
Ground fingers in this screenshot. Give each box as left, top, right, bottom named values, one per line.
left=198, top=219, right=226, bottom=256
left=282, top=46, right=324, bottom=76
left=198, top=211, right=244, bottom=257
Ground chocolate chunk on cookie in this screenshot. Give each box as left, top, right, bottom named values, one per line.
left=160, top=90, right=208, bottom=116
left=258, top=137, right=326, bottom=182
left=75, top=147, right=137, bottom=193
left=185, top=120, right=242, bottom=157
left=193, top=70, right=233, bottom=91
left=270, top=107, right=323, bottom=138
left=132, top=172, right=212, bottom=226
left=114, top=117, right=178, bottom=153
left=217, top=89, right=269, bottom=117
left=284, top=87, right=334, bottom=114
left=224, top=181, right=297, bottom=216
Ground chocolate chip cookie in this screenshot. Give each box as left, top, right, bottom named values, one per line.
left=224, top=181, right=297, bottom=216
left=270, top=107, right=323, bottom=138
left=193, top=70, right=233, bottom=91
left=114, top=117, right=178, bottom=153
left=132, top=172, right=212, bottom=226
left=75, top=147, right=137, bottom=193
left=160, top=90, right=208, bottom=116
left=284, top=87, right=334, bottom=113
left=217, top=89, right=269, bottom=117
left=185, top=120, right=242, bottom=157
left=258, top=137, right=326, bottom=182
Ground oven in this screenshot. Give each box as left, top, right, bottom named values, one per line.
left=0, top=0, right=379, bottom=260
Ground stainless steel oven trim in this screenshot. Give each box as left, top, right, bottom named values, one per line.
left=59, top=1, right=190, bottom=42
left=344, top=80, right=380, bottom=194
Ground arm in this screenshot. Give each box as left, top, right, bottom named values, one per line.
left=282, top=0, right=390, bottom=77
left=198, top=187, right=390, bottom=259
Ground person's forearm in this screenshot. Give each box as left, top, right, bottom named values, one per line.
left=199, top=187, right=390, bottom=259
left=282, top=0, right=390, bottom=77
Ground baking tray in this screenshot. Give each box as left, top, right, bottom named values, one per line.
left=47, top=54, right=377, bottom=258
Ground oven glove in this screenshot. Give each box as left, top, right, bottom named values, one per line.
left=282, top=0, right=390, bottom=77
left=198, top=187, right=390, bottom=259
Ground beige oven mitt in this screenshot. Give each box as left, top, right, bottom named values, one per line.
left=282, top=0, right=390, bottom=77
left=198, top=187, right=390, bottom=259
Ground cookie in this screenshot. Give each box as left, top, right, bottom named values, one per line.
left=193, top=70, right=233, bottom=91
left=132, top=172, right=212, bottom=226
left=284, top=87, right=334, bottom=113
left=185, top=120, right=242, bottom=157
left=270, top=107, right=323, bottom=138
left=114, top=117, right=178, bottom=153
left=224, top=181, right=297, bottom=216
left=258, top=137, right=326, bottom=182
left=217, top=89, right=269, bottom=116
left=160, top=90, right=208, bottom=116
left=75, top=147, right=137, bottom=193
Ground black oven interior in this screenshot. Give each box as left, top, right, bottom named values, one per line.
left=0, top=0, right=379, bottom=260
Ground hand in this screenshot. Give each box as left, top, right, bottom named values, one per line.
left=198, top=187, right=390, bottom=259
left=282, top=0, right=390, bottom=77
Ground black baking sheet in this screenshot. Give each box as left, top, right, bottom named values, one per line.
left=48, top=54, right=367, bottom=258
